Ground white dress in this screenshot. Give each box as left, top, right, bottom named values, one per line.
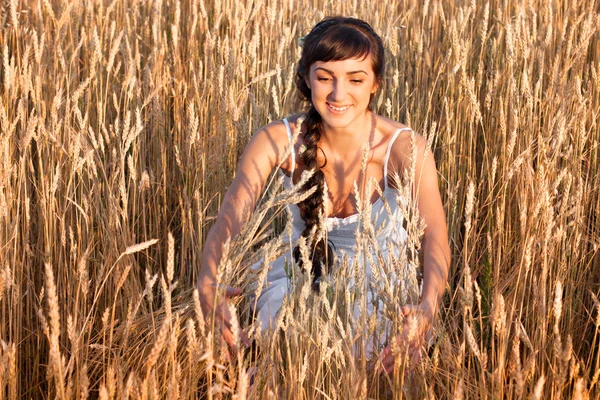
left=251, top=118, right=420, bottom=349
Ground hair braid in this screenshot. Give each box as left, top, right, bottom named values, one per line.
left=293, top=107, right=333, bottom=288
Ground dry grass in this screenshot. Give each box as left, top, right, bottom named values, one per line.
left=1, top=0, right=599, bottom=398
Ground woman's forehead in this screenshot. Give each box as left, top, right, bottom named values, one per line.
left=310, top=55, right=374, bottom=74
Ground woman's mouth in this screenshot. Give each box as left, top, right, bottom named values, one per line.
left=326, top=103, right=352, bottom=114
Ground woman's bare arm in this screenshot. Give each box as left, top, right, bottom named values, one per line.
left=410, top=136, right=451, bottom=317
left=198, top=121, right=290, bottom=285
left=197, top=121, right=291, bottom=347
left=389, top=131, right=450, bottom=315
left=379, top=131, right=451, bottom=373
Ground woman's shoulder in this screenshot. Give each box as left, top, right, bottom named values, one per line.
left=375, top=115, right=428, bottom=166
left=376, top=115, right=415, bottom=139
left=248, top=114, right=305, bottom=172
left=279, top=113, right=306, bottom=137
left=251, top=117, right=292, bottom=149
left=255, top=113, right=305, bottom=140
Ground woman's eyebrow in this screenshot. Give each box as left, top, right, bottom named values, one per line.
left=314, top=67, right=368, bottom=75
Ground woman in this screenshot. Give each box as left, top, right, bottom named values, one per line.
left=197, top=16, right=450, bottom=374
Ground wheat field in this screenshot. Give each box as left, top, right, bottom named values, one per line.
left=0, top=0, right=599, bottom=398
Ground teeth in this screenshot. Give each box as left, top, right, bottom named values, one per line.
left=329, top=104, right=349, bottom=111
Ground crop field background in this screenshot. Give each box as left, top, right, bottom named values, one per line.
left=0, top=0, right=599, bottom=398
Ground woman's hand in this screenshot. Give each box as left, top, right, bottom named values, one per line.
left=378, top=301, right=436, bottom=375
left=197, top=279, right=250, bottom=354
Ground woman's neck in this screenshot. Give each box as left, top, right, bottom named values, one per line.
left=319, top=111, right=375, bottom=155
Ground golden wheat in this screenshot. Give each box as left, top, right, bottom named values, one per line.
left=0, top=0, right=599, bottom=398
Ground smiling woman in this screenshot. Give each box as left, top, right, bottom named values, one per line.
left=307, top=57, right=379, bottom=127
left=307, top=57, right=379, bottom=129
left=197, top=16, right=451, bottom=374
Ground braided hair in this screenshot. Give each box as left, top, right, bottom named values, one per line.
left=293, top=17, right=385, bottom=288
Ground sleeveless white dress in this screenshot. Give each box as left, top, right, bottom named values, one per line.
left=251, top=118, right=420, bottom=349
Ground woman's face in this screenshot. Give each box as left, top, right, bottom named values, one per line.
left=306, top=54, right=379, bottom=131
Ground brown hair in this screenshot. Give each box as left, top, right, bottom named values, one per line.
left=293, top=17, right=385, bottom=288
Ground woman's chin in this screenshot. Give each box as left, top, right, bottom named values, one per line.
left=319, top=110, right=358, bottom=129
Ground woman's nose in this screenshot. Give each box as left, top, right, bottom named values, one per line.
left=330, top=80, right=347, bottom=101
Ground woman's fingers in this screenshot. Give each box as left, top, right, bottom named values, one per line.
left=219, top=311, right=250, bottom=351
left=218, top=301, right=249, bottom=341
left=401, top=304, right=415, bottom=317
left=225, top=285, right=243, bottom=298
left=205, top=284, right=243, bottom=327
left=207, top=283, right=243, bottom=299
left=380, top=346, right=412, bottom=374
left=378, top=338, right=408, bottom=374
left=380, top=349, right=418, bottom=375
left=382, top=353, right=394, bottom=374
left=376, top=348, right=391, bottom=374
left=240, top=330, right=250, bottom=347
left=410, top=346, right=422, bottom=365
left=216, top=289, right=251, bottom=349
left=376, top=345, right=394, bottom=374
left=199, top=284, right=249, bottom=351
left=198, top=284, right=249, bottom=352
left=208, top=283, right=242, bottom=296
left=222, top=325, right=237, bottom=351
left=377, top=318, right=427, bottom=375
left=375, top=303, right=436, bottom=376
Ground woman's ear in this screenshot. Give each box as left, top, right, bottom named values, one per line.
left=305, top=75, right=312, bottom=90
left=371, top=80, right=380, bottom=94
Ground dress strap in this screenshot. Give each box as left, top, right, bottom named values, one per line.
left=282, top=118, right=295, bottom=176
left=383, top=127, right=412, bottom=189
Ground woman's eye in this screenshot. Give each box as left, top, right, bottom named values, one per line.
left=351, top=79, right=364, bottom=84
left=317, top=77, right=331, bottom=82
